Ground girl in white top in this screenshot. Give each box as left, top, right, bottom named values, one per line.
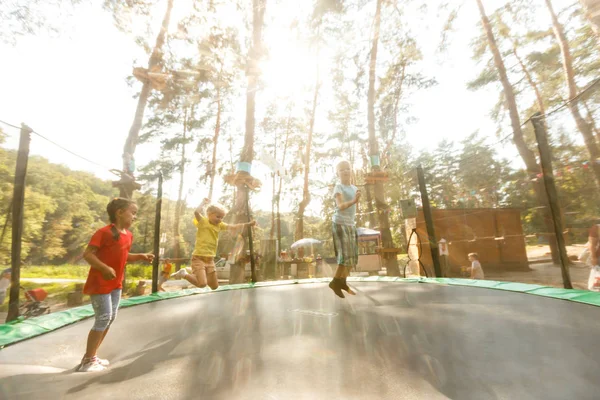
left=329, top=160, right=361, bottom=298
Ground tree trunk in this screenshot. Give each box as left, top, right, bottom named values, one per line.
left=173, top=108, right=188, bottom=271
left=143, top=218, right=149, bottom=250
left=295, top=30, right=320, bottom=241
left=208, top=86, right=221, bottom=202
left=361, top=148, right=377, bottom=228
left=513, top=43, right=551, bottom=138
left=477, top=0, right=560, bottom=263
left=270, top=134, right=277, bottom=240
left=367, top=0, right=400, bottom=276
left=367, top=0, right=381, bottom=158
left=120, top=0, right=174, bottom=199
left=584, top=101, right=600, bottom=143
left=270, top=171, right=276, bottom=240
left=381, top=63, right=405, bottom=165
left=276, top=198, right=281, bottom=256
left=276, top=110, right=293, bottom=252
left=234, top=0, right=266, bottom=226
left=513, top=45, right=546, bottom=117
left=545, top=0, right=600, bottom=190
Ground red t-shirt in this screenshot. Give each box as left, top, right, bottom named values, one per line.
left=83, top=225, right=133, bottom=295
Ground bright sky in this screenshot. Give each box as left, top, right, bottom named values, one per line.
left=0, top=0, right=576, bottom=214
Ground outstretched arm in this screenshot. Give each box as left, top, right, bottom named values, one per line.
left=194, top=198, right=210, bottom=221
left=227, top=220, right=257, bottom=234
left=127, top=253, right=155, bottom=263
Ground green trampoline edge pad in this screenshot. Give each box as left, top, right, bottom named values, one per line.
left=1, top=276, right=599, bottom=348
left=347, top=276, right=600, bottom=306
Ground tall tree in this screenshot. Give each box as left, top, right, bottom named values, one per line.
left=277, top=108, right=299, bottom=251
left=544, top=0, right=600, bottom=190
left=0, top=0, right=80, bottom=45
left=366, top=0, right=400, bottom=276
left=294, top=0, right=343, bottom=240
left=194, top=27, right=242, bottom=202
left=475, top=0, right=560, bottom=262
left=113, top=0, right=175, bottom=199
left=295, top=26, right=321, bottom=241
left=232, top=0, right=266, bottom=223
left=493, top=7, right=548, bottom=130
left=172, top=107, right=189, bottom=269
left=579, top=0, right=600, bottom=38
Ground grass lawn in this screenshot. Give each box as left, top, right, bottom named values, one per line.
left=0, top=264, right=159, bottom=314
left=0, top=264, right=156, bottom=280
left=0, top=282, right=79, bottom=312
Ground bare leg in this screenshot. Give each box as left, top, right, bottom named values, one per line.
left=206, top=271, right=219, bottom=290
left=98, top=328, right=110, bottom=347
left=184, top=268, right=207, bottom=288
left=84, top=330, right=105, bottom=358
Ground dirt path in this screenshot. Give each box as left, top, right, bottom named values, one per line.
left=487, top=262, right=590, bottom=290
left=527, top=243, right=585, bottom=260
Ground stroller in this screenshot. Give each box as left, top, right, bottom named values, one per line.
left=19, top=286, right=50, bottom=318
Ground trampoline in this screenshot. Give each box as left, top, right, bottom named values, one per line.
left=1, top=278, right=600, bottom=399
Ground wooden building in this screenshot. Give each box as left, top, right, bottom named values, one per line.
left=411, top=208, right=529, bottom=274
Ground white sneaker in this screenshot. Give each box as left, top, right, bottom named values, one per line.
left=77, top=357, right=106, bottom=372
left=170, top=268, right=188, bottom=280
left=96, top=356, right=109, bottom=366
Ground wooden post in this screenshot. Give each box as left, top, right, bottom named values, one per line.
left=530, top=113, right=572, bottom=289
left=7, top=124, right=32, bottom=322
left=246, top=185, right=257, bottom=283
left=0, top=200, right=13, bottom=248
left=417, top=165, right=442, bottom=278
left=152, top=173, right=163, bottom=293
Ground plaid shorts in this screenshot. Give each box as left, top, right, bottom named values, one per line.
left=332, top=222, right=358, bottom=268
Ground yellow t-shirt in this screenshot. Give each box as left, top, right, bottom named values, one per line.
left=193, top=215, right=228, bottom=257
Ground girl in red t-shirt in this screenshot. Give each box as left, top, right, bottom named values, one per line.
left=77, top=198, right=154, bottom=372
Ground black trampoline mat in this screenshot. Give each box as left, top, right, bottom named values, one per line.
left=1, top=281, right=600, bottom=400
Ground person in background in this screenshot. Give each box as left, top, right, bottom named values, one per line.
left=464, top=253, right=485, bottom=280
left=0, top=268, right=11, bottom=305
left=588, top=224, right=600, bottom=267
left=158, top=259, right=173, bottom=292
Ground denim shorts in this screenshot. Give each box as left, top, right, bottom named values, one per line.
left=90, top=289, right=121, bottom=331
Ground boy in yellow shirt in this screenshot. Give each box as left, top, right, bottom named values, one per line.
left=171, top=198, right=256, bottom=289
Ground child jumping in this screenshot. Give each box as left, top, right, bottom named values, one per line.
left=170, top=198, right=256, bottom=290
left=77, top=198, right=154, bottom=372
left=329, top=160, right=361, bottom=298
